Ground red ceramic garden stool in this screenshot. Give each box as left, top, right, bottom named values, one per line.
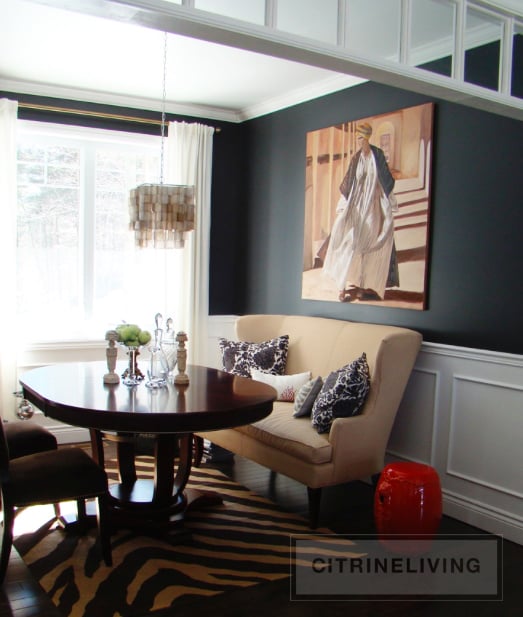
left=374, top=462, right=442, bottom=554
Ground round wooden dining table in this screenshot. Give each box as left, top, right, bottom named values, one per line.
left=19, top=361, right=276, bottom=536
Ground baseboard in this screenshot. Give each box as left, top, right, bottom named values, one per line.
left=45, top=423, right=89, bottom=444
left=443, top=489, right=523, bottom=545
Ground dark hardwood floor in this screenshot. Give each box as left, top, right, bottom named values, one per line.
left=1, top=444, right=520, bottom=616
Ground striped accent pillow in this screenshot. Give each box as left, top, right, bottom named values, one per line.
left=293, top=376, right=323, bottom=417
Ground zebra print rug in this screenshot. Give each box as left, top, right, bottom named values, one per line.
left=13, top=457, right=329, bottom=617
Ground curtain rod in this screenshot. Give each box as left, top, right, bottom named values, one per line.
left=17, top=102, right=221, bottom=133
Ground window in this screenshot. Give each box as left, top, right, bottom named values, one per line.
left=16, top=121, right=181, bottom=343
left=277, top=0, right=338, bottom=44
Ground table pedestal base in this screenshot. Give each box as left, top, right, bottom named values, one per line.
left=107, top=480, right=222, bottom=540
left=89, top=429, right=223, bottom=542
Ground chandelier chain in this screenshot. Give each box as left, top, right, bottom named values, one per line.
left=160, top=31, right=168, bottom=185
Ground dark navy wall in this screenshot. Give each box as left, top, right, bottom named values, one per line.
left=208, top=121, right=248, bottom=315
left=241, top=82, right=523, bottom=355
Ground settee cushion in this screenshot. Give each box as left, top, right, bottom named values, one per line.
left=219, top=335, right=289, bottom=377
left=312, top=353, right=371, bottom=433
left=251, top=369, right=311, bottom=402
left=293, top=376, right=324, bottom=417
left=236, top=402, right=333, bottom=464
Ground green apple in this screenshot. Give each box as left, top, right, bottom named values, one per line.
left=126, top=324, right=140, bottom=340
left=116, top=325, right=131, bottom=342
left=138, top=330, right=151, bottom=345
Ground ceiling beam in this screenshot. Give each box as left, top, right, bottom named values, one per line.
left=26, top=0, right=523, bottom=121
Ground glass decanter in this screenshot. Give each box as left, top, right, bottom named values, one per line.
left=161, top=317, right=178, bottom=380
left=146, top=317, right=169, bottom=389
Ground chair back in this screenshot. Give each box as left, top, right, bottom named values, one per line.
left=0, top=421, right=10, bottom=483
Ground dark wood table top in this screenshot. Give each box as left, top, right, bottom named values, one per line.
left=20, top=362, right=276, bottom=435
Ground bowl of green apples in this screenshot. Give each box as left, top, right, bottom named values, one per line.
left=115, top=323, right=152, bottom=385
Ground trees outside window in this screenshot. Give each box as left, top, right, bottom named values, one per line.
left=16, top=122, right=179, bottom=343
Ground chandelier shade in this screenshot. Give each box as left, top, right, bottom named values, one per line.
left=129, top=183, right=195, bottom=249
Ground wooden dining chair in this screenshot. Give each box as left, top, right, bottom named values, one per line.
left=3, top=421, right=57, bottom=459
left=0, top=422, right=112, bottom=584
left=2, top=420, right=64, bottom=522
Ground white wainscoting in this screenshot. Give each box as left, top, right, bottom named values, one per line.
left=12, top=316, right=523, bottom=544
left=387, top=341, right=523, bottom=546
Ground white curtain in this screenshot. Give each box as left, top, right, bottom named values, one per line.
left=166, top=121, right=214, bottom=364
left=0, top=99, right=19, bottom=420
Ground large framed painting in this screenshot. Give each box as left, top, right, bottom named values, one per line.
left=301, top=102, right=434, bottom=310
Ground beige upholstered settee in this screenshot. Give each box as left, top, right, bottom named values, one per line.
left=198, top=314, right=422, bottom=527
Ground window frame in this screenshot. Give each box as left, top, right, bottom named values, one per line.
left=16, top=120, right=165, bottom=344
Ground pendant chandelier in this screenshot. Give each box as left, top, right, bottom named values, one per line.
left=129, top=33, right=195, bottom=249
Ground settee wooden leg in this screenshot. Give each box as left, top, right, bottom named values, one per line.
left=307, top=487, right=321, bottom=529
left=267, top=470, right=278, bottom=499
left=193, top=436, right=204, bottom=467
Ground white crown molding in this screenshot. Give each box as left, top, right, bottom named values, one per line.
left=1, top=73, right=369, bottom=124
left=0, top=78, right=244, bottom=123
left=240, top=73, right=366, bottom=121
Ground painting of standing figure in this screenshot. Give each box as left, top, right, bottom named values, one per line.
left=302, top=103, right=433, bottom=310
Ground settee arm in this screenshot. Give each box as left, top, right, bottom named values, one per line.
left=328, top=415, right=388, bottom=482
left=325, top=329, right=421, bottom=484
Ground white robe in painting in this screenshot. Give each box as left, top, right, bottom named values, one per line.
left=322, top=147, right=397, bottom=298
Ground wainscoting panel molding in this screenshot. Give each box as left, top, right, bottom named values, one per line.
left=388, top=367, right=439, bottom=465
left=394, top=341, right=523, bottom=545
left=447, top=375, right=523, bottom=498
left=13, top=316, right=523, bottom=545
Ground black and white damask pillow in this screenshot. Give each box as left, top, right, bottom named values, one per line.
left=218, top=335, right=289, bottom=378
left=311, top=353, right=370, bottom=434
